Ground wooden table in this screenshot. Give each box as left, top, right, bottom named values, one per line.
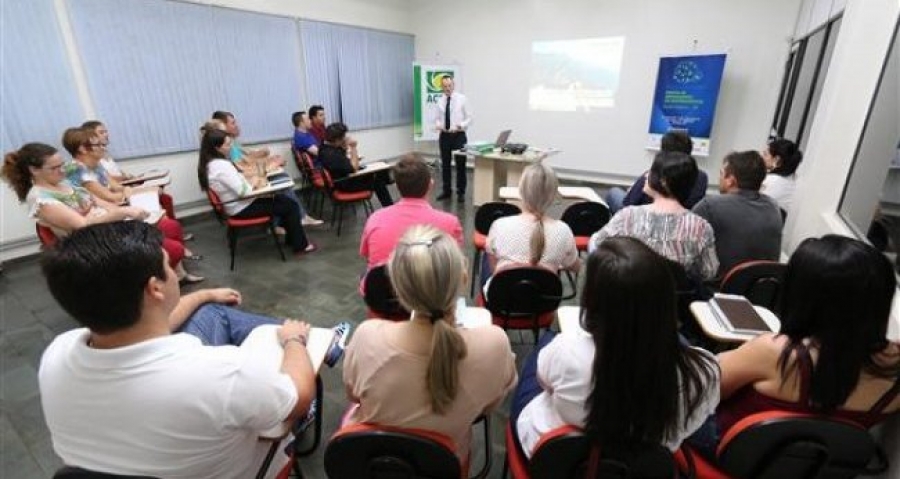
left=461, top=148, right=558, bottom=206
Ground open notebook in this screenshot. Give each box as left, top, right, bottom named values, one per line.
left=244, top=325, right=336, bottom=439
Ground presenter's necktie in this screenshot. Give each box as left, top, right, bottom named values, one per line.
left=444, top=95, right=452, bottom=131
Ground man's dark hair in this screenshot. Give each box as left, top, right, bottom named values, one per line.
left=211, top=111, right=233, bottom=122
left=81, top=120, right=104, bottom=131
left=660, top=131, right=693, bottom=155
left=309, top=105, right=324, bottom=119
left=291, top=111, right=306, bottom=128
left=42, top=222, right=168, bottom=335
left=325, top=122, right=348, bottom=143
left=393, top=154, right=432, bottom=198
left=723, top=150, right=767, bottom=191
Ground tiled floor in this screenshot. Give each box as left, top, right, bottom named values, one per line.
left=0, top=176, right=586, bottom=478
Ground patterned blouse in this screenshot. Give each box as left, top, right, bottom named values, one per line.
left=65, top=160, right=110, bottom=189
left=589, top=205, right=718, bottom=280
left=27, top=182, right=107, bottom=236
left=486, top=214, right=579, bottom=273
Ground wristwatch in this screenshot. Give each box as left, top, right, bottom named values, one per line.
left=281, top=335, right=308, bottom=348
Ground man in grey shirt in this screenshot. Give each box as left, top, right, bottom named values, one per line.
left=693, top=150, right=783, bottom=280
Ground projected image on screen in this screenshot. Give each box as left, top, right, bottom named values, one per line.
left=529, top=37, right=625, bottom=112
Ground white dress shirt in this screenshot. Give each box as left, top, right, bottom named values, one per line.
left=433, top=92, right=473, bottom=132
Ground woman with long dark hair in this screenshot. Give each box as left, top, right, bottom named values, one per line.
left=760, top=138, right=803, bottom=212
left=512, top=236, right=719, bottom=457
left=198, top=128, right=316, bottom=256
left=716, top=235, right=899, bottom=434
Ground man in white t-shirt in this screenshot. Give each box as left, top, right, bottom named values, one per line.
left=38, top=222, right=316, bottom=479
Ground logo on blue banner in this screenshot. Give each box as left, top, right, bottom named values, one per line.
left=648, top=54, right=726, bottom=140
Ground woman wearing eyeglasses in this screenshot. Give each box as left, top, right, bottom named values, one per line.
left=342, top=225, right=517, bottom=463
left=1, top=142, right=202, bottom=283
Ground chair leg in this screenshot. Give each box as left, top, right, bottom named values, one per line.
left=294, top=375, right=324, bottom=456
left=470, top=414, right=493, bottom=479
left=228, top=228, right=238, bottom=271
left=336, top=204, right=344, bottom=237
left=269, top=225, right=286, bottom=262
left=470, top=249, right=482, bottom=298
left=502, top=457, right=509, bottom=479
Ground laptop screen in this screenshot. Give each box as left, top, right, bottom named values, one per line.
left=495, top=130, right=512, bottom=147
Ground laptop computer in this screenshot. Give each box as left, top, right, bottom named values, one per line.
left=495, top=130, right=512, bottom=148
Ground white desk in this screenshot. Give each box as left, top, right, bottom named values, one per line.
left=245, top=177, right=296, bottom=199
left=350, top=161, right=392, bottom=178
left=463, top=148, right=558, bottom=206
left=249, top=325, right=336, bottom=440
left=690, top=301, right=781, bottom=343
left=499, top=186, right=606, bottom=206
left=121, top=169, right=169, bottom=186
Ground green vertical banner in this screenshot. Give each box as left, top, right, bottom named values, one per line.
left=413, top=63, right=459, bottom=142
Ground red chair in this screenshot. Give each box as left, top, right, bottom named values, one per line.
left=324, top=423, right=470, bottom=479
left=295, top=149, right=328, bottom=218
left=320, top=168, right=374, bottom=237
left=560, top=201, right=611, bottom=254
left=719, top=261, right=787, bottom=311
left=674, top=411, right=889, bottom=479
left=469, top=202, right=521, bottom=297
left=503, top=423, right=677, bottom=479
left=479, top=266, right=573, bottom=344
left=205, top=189, right=285, bottom=271
left=36, top=224, right=59, bottom=249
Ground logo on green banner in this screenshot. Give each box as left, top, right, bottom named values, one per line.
left=426, top=71, right=454, bottom=94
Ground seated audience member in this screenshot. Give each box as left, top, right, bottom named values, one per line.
left=699, top=235, right=900, bottom=454
left=198, top=128, right=317, bottom=256
left=360, top=154, right=462, bottom=271
left=760, top=138, right=803, bottom=212
left=82, top=120, right=179, bottom=221
left=38, top=222, right=316, bottom=478
left=343, top=225, right=517, bottom=463
left=484, top=162, right=579, bottom=287
left=692, top=151, right=782, bottom=279
left=308, top=105, right=327, bottom=144
left=319, top=122, right=394, bottom=207
left=213, top=110, right=285, bottom=168
left=590, top=151, right=718, bottom=281
left=605, top=131, right=709, bottom=213
left=512, top=237, right=719, bottom=458
left=62, top=127, right=133, bottom=204
left=291, top=111, right=320, bottom=166
left=2, top=142, right=202, bottom=283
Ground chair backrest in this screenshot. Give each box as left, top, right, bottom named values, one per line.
left=204, top=188, right=228, bottom=222
left=485, top=266, right=563, bottom=318
left=324, top=423, right=462, bottom=479
left=54, top=467, right=157, bottom=479
left=473, top=202, right=521, bottom=235
left=560, top=202, right=611, bottom=237
left=36, top=223, right=59, bottom=248
left=529, top=427, right=676, bottom=479
left=719, top=260, right=787, bottom=310
left=363, top=265, right=410, bottom=320
left=717, top=411, right=887, bottom=479
left=300, top=151, right=326, bottom=188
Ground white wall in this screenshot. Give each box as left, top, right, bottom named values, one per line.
left=0, top=0, right=416, bottom=261
left=410, top=0, right=801, bottom=184
left=784, top=1, right=900, bottom=475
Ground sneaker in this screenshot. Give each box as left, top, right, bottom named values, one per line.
left=436, top=192, right=451, bottom=201
left=323, top=321, right=351, bottom=368
left=302, top=216, right=324, bottom=226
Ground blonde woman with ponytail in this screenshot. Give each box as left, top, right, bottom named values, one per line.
left=343, top=225, right=517, bottom=462
left=483, top=162, right=579, bottom=290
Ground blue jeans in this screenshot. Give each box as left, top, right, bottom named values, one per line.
left=605, top=187, right=627, bottom=215
left=176, top=303, right=281, bottom=346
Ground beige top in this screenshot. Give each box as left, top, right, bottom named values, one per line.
left=343, top=319, right=518, bottom=462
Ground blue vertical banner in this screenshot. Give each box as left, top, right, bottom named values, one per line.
left=647, top=53, right=727, bottom=156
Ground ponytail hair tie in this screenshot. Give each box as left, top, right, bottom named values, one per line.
left=429, top=309, right=444, bottom=322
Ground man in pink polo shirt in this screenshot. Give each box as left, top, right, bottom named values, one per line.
left=360, top=154, right=463, bottom=270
